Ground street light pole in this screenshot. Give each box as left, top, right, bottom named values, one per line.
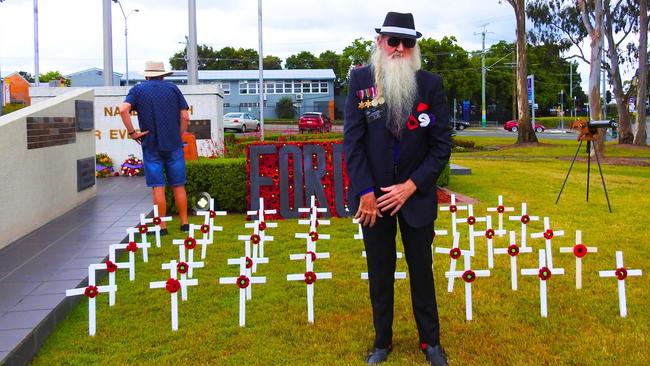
left=113, top=0, right=138, bottom=86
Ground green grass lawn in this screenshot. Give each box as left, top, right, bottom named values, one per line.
left=32, top=137, right=650, bottom=365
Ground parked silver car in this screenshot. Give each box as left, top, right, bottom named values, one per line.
left=223, top=112, right=260, bottom=133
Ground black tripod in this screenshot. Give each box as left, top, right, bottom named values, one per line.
left=556, top=139, right=612, bottom=213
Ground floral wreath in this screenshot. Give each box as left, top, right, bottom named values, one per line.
left=466, top=216, right=476, bottom=225
left=462, top=270, right=476, bottom=283
left=304, top=271, right=317, bottom=285
left=95, top=153, right=114, bottom=178
left=245, top=257, right=253, bottom=269
left=485, top=229, right=495, bottom=239
left=105, top=260, right=118, bottom=273
left=84, top=285, right=99, bottom=298
left=126, top=241, right=138, bottom=253
left=166, top=278, right=181, bottom=293
left=120, top=154, right=144, bottom=177
left=152, top=217, right=162, bottom=225
left=520, top=215, right=530, bottom=224
left=615, top=267, right=628, bottom=280
left=184, top=237, right=197, bottom=250
left=573, top=244, right=588, bottom=258
left=538, top=267, right=552, bottom=281
left=250, top=234, right=261, bottom=245
left=309, top=231, right=319, bottom=242
left=200, top=224, right=210, bottom=234
left=237, top=275, right=250, bottom=289
left=543, top=229, right=554, bottom=240
left=449, top=205, right=457, bottom=213
left=497, top=205, right=505, bottom=213
left=449, top=247, right=461, bottom=260
left=258, top=221, right=267, bottom=231
left=507, top=244, right=520, bottom=257
left=137, top=224, right=148, bottom=234
left=177, top=262, right=189, bottom=275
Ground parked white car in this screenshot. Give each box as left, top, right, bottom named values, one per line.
left=223, top=112, right=260, bottom=133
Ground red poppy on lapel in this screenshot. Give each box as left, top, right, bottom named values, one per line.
left=406, top=115, right=419, bottom=130
left=416, top=102, right=429, bottom=112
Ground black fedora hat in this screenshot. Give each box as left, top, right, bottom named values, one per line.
left=375, top=12, right=422, bottom=39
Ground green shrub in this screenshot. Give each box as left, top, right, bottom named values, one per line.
left=275, top=97, right=296, bottom=119
left=165, top=158, right=247, bottom=214
left=437, top=162, right=450, bottom=187
left=1, top=103, right=26, bottom=115
left=452, top=137, right=476, bottom=149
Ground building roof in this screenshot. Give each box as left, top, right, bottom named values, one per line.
left=125, top=69, right=335, bottom=81
left=66, top=68, right=123, bottom=78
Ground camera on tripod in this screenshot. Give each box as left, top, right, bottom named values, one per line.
left=571, top=119, right=618, bottom=141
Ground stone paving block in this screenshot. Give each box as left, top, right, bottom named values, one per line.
left=74, top=247, right=110, bottom=258
left=10, top=294, right=66, bottom=312
left=63, top=257, right=106, bottom=269
left=29, top=280, right=81, bottom=296
left=0, top=282, right=40, bottom=296
left=0, top=310, right=50, bottom=330
left=0, top=328, right=31, bottom=351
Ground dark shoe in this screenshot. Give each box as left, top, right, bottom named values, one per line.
left=422, top=344, right=448, bottom=366
left=365, top=345, right=392, bottom=365
left=180, top=224, right=190, bottom=232
left=159, top=228, right=169, bottom=236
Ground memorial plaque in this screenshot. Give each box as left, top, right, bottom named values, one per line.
left=75, top=100, right=94, bottom=131
left=77, top=156, right=95, bottom=191
left=188, top=119, right=211, bottom=139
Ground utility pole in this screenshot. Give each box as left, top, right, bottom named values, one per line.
left=102, top=0, right=114, bottom=86
left=257, top=0, right=265, bottom=141
left=187, top=0, right=198, bottom=85
left=569, top=64, right=574, bottom=118
left=33, top=0, right=40, bottom=86
left=474, top=26, right=490, bottom=127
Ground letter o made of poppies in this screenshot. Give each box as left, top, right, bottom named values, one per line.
left=237, top=275, right=250, bottom=289
left=615, top=267, right=628, bottom=280
left=184, top=237, right=197, bottom=250
left=508, top=244, right=520, bottom=257
left=462, top=270, right=476, bottom=283
left=538, top=267, right=552, bottom=281
left=304, top=271, right=317, bottom=285
left=573, top=244, right=588, bottom=258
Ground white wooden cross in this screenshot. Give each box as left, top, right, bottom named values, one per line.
left=360, top=251, right=406, bottom=280
left=166, top=246, right=204, bottom=301
left=125, top=227, right=152, bottom=264
left=444, top=252, right=490, bottom=321
left=65, top=264, right=117, bottom=336
left=171, top=224, right=206, bottom=278
left=299, top=195, right=329, bottom=230
left=234, top=239, right=258, bottom=301
left=530, top=217, right=564, bottom=269
left=508, top=202, right=539, bottom=249
left=219, top=256, right=268, bottom=327
left=106, top=243, right=136, bottom=306
left=559, top=230, right=598, bottom=289
left=455, top=204, right=487, bottom=255
left=439, top=194, right=468, bottom=235
left=352, top=218, right=364, bottom=240
left=471, top=215, right=505, bottom=268
left=486, top=195, right=514, bottom=236
left=149, top=260, right=198, bottom=331
left=521, top=249, right=565, bottom=318
left=493, top=231, right=532, bottom=290
left=598, top=251, right=643, bottom=317
left=246, top=197, right=278, bottom=260
left=434, top=233, right=470, bottom=292
left=238, top=220, right=272, bottom=273
left=196, top=197, right=227, bottom=259
left=138, top=205, right=169, bottom=248
left=287, top=245, right=332, bottom=323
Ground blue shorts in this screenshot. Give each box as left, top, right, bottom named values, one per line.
left=142, top=147, right=187, bottom=187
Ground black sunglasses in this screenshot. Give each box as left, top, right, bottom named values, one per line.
left=387, top=37, right=416, bottom=49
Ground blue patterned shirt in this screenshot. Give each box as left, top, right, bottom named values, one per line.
left=124, top=80, right=189, bottom=152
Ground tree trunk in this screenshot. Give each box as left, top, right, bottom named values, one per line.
left=604, top=2, right=633, bottom=144
left=510, top=0, right=537, bottom=143
left=634, top=0, right=648, bottom=146
left=579, top=0, right=605, bottom=157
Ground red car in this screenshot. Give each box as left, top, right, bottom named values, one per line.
left=298, top=112, right=332, bottom=133
left=504, top=120, right=545, bottom=133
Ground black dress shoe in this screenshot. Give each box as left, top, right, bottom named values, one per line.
left=422, top=344, right=449, bottom=366
left=366, top=345, right=392, bottom=365
left=180, top=224, right=190, bottom=232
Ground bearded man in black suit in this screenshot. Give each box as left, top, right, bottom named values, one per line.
left=344, top=11, right=451, bottom=366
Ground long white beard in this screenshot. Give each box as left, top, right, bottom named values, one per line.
left=370, top=45, right=421, bottom=138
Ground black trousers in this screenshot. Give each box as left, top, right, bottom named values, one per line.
left=362, top=213, right=441, bottom=349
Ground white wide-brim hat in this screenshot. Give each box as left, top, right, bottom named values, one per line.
left=143, top=61, right=173, bottom=78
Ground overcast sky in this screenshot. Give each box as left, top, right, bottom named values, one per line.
left=0, top=0, right=636, bottom=90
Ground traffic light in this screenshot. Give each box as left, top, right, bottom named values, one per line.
left=605, top=90, right=612, bottom=104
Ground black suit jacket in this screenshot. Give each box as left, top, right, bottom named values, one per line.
left=343, top=66, right=452, bottom=228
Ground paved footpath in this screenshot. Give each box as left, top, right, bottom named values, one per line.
left=0, top=177, right=151, bottom=366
